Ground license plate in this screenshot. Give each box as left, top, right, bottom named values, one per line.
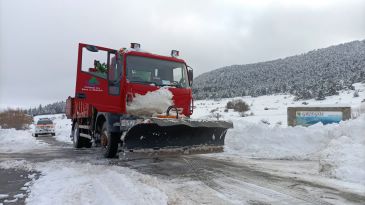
left=120, top=119, right=137, bottom=127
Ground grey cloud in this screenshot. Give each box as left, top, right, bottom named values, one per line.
left=0, top=0, right=364, bottom=107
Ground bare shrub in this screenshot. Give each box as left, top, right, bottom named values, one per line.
left=260, top=119, right=270, bottom=125
left=0, top=109, right=33, bottom=130
left=239, top=112, right=253, bottom=117
left=226, top=101, right=234, bottom=109
left=226, top=99, right=250, bottom=113
left=210, top=107, right=219, bottom=113
left=209, top=112, right=222, bottom=120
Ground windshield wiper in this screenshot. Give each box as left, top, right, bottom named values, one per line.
left=129, top=80, right=183, bottom=88
left=129, top=80, right=158, bottom=86
left=160, top=84, right=182, bottom=88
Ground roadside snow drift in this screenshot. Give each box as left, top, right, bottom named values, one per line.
left=224, top=115, right=365, bottom=184
left=318, top=116, right=365, bottom=184
left=24, top=160, right=167, bottom=205
left=0, top=129, right=48, bottom=153
left=127, top=88, right=173, bottom=116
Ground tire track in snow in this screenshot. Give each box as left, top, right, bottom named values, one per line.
left=182, top=156, right=348, bottom=205
left=181, top=157, right=320, bottom=205
left=120, top=155, right=359, bottom=205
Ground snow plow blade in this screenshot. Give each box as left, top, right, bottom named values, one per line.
left=123, top=118, right=233, bottom=154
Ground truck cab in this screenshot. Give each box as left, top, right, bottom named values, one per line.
left=72, top=43, right=193, bottom=118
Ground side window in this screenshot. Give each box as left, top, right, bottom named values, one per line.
left=172, top=67, right=188, bottom=87
left=108, top=54, right=122, bottom=95
left=82, top=48, right=109, bottom=79
left=173, top=67, right=182, bottom=82
left=108, top=55, right=118, bottom=81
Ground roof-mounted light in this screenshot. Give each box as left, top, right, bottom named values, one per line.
left=171, top=50, right=179, bottom=57
left=130, top=43, right=141, bottom=50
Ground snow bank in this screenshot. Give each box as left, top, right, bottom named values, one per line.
left=224, top=115, right=365, bottom=183
left=52, top=115, right=72, bottom=144
left=0, top=129, right=48, bottom=153
left=127, top=88, right=173, bottom=116
left=24, top=160, right=167, bottom=205
left=318, top=116, right=365, bottom=184
left=225, top=120, right=333, bottom=160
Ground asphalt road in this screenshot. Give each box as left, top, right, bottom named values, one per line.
left=0, top=136, right=364, bottom=205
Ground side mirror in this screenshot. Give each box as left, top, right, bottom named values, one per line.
left=187, top=67, right=193, bottom=86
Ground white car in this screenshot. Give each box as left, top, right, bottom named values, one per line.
left=34, top=118, right=55, bottom=137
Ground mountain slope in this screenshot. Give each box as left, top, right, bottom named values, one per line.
left=193, top=40, right=365, bottom=100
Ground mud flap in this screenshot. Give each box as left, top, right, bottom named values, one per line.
left=122, top=119, right=233, bottom=154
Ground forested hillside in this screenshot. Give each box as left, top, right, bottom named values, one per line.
left=27, top=101, right=66, bottom=116
left=193, top=40, right=365, bottom=100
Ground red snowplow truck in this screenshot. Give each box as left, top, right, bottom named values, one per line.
left=66, top=43, right=233, bottom=158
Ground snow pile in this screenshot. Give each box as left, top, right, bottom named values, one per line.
left=24, top=160, right=168, bottom=205
left=225, top=115, right=365, bottom=160
left=0, top=129, right=48, bottom=153
left=51, top=114, right=72, bottom=144
left=318, top=115, right=365, bottom=184
left=225, top=120, right=334, bottom=160
left=127, top=88, right=173, bottom=116
left=224, top=115, right=365, bottom=183
left=352, top=101, right=365, bottom=118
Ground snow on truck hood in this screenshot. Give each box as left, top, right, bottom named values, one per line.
left=126, top=88, right=173, bottom=116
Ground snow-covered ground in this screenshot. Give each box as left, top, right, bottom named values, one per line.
left=192, top=83, right=365, bottom=185
left=192, top=83, right=365, bottom=126
left=0, top=160, right=168, bottom=205
left=0, top=129, right=48, bottom=153
left=0, top=114, right=71, bottom=153
left=0, top=83, right=364, bottom=204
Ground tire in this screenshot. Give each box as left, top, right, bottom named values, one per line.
left=72, top=122, right=91, bottom=148
left=51, top=133, right=55, bottom=136
left=100, top=122, right=119, bottom=158
left=83, top=138, right=92, bottom=148
left=34, top=134, right=38, bottom=137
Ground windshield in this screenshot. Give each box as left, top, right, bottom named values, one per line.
left=126, top=56, right=189, bottom=88
left=37, top=120, right=53, bottom=125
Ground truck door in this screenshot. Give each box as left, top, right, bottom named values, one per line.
left=75, top=43, right=123, bottom=113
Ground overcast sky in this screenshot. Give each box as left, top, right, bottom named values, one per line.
left=0, top=0, right=364, bottom=108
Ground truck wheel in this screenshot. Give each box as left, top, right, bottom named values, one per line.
left=73, top=122, right=82, bottom=148
left=34, top=134, right=38, bottom=137
left=52, top=133, right=56, bottom=136
left=100, top=122, right=119, bottom=158
left=72, top=123, right=91, bottom=148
